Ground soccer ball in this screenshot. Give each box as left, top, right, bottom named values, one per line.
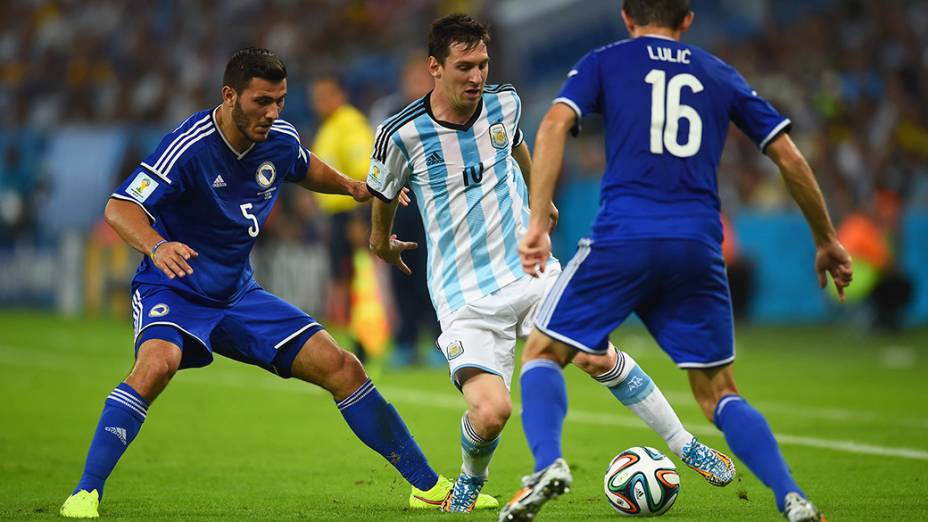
left=603, top=446, right=680, bottom=516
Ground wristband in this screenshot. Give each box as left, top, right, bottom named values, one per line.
left=150, top=239, right=168, bottom=258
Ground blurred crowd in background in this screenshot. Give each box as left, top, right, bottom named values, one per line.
left=0, top=0, right=926, bottom=356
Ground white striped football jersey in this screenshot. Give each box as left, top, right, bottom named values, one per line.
left=367, top=85, right=535, bottom=320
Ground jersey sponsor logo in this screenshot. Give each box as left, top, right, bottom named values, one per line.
left=425, top=150, right=444, bottom=167
left=212, top=174, right=227, bottom=188
left=256, top=161, right=276, bottom=188
left=446, top=339, right=464, bottom=360
left=148, top=303, right=170, bottom=317
left=105, top=426, right=128, bottom=446
left=126, top=173, right=158, bottom=203
left=489, top=122, right=509, bottom=149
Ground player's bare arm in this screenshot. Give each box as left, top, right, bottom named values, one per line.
left=103, top=198, right=198, bottom=280
left=765, top=133, right=853, bottom=301
left=369, top=197, right=417, bottom=276
left=518, top=102, right=575, bottom=276
left=300, top=152, right=410, bottom=205
left=299, top=152, right=371, bottom=202
left=513, top=141, right=558, bottom=232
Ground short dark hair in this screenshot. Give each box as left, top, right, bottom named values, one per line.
left=622, top=0, right=690, bottom=29
left=428, top=13, right=490, bottom=64
left=223, top=47, right=287, bottom=93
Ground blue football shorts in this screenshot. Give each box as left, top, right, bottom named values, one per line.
left=131, top=283, right=323, bottom=378
left=534, top=238, right=735, bottom=368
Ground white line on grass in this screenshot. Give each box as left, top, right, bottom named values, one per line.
left=3, top=343, right=927, bottom=461
left=375, top=385, right=928, bottom=461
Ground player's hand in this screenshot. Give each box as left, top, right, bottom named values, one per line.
left=815, top=239, right=853, bottom=303
left=396, top=186, right=411, bottom=206
left=371, top=234, right=418, bottom=275
left=151, top=241, right=198, bottom=279
left=548, top=202, right=559, bottom=232
left=349, top=181, right=373, bottom=203
left=519, top=220, right=551, bottom=278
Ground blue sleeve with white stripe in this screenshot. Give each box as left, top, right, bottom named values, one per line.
left=725, top=64, right=790, bottom=151
left=286, top=144, right=311, bottom=183
left=270, top=118, right=311, bottom=183
left=111, top=113, right=208, bottom=219
left=555, top=50, right=603, bottom=119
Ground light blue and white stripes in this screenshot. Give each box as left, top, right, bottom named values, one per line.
left=383, top=87, right=529, bottom=319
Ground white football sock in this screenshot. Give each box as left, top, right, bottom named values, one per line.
left=593, top=346, right=693, bottom=457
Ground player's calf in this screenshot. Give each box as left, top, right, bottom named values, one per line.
left=289, top=330, right=368, bottom=401
left=125, top=338, right=182, bottom=402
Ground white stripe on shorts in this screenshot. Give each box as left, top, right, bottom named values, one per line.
left=536, top=239, right=592, bottom=328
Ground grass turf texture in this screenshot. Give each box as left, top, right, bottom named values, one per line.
left=1, top=311, right=926, bottom=520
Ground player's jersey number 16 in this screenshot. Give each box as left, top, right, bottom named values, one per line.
left=645, top=69, right=704, bottom=158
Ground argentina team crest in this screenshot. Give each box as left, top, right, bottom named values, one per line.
left=489, top=122, right=508, bottom=149
left=446, top=340, right=464, bottom=360
left=256, top=161, right=276, bottom=188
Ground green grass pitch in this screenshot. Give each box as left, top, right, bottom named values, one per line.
left=1, top=311, right=926, bottom=520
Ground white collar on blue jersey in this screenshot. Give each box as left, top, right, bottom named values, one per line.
left=640, top=34, right=677, bottom=41
left=211, top=106, right=255, bottom=160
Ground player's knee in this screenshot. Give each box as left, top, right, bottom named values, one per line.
left=328, top=349, right=369, bottom=398
left=521, top=331, right=555, bottom=363
left=128, top=340, right=181, bottom=400
left=469, top=398, right=511, bottom=438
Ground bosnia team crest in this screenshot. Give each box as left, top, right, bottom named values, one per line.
left=256, top=161, right=276, bottom=188
left=148, top=303, right=170, bottom=317
left=489, top=122, right=508, bottom=149
left=446, top=340, right=464, bottom=360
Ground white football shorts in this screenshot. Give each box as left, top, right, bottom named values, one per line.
left=436, top=262, right=562, bottom=391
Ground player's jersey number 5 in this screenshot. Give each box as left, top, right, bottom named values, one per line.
left=645, top=70, right=704, bottom=158
left=240, top=203, right=260, bottom=238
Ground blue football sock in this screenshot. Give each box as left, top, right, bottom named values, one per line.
left=714, top=394, right=802, bottom=511
left=520, top=359, right=567, bottom=472
left=337, top=379, right=439, bottom=491
left=75, top=383, right=149, bottom=498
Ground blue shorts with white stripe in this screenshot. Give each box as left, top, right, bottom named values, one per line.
left=535, top=238, right=734, bottom=368
left=131, top=283, right=322, bottom=377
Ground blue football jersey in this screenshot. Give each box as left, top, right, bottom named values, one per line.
left=556, top=35, right=790, bottom=246
left=112, top=107, right=310, bottom=304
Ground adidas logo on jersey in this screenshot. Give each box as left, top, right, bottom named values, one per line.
left=212, top=175, right=227, bottom=188
left=425, top=151, right=443, bottom=167
left=105, top=426, right=128, bottom=446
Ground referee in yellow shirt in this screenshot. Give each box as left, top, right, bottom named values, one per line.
left=310, top=75, right=375, bottom=329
